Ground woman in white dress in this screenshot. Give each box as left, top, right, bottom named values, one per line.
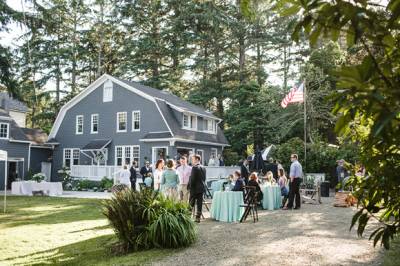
left=119, top=165, right=131, bottom=188
left=153, top=159, right=165, bottom=191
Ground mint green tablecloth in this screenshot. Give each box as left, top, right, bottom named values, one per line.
left=261, top=185, right=281, bottom=210
left=210, top=180, right=227, bottom=196
left=210, top=191, right=244, bottom=222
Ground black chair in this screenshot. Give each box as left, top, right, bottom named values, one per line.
left=202, top=181, right=213, bottom=217
left=240, top=186, right=259, bottom=223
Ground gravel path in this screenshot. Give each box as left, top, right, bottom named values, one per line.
left=153, top=197, right=383, bottom=266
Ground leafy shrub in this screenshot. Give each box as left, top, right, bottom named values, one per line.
left=223, top=148, right=240, bottom=166
left=147, top=196, right=196, bottom=248
left=100, top=177, right=113, bottom=190
left=102, top=189, right=196, bottom=253
left=76, top=179, right=101, bottom=190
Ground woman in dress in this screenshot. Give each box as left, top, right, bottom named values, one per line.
left=248, top=172, right=263, bottom=201
left=153, top=159, right=164, bottom=191
left=265, top=171, right=276, bottom=185
left=118, top=165, right=131, bottom=189
left=278, top=168, right=289, bottom=208
left=161, top=159, right=180, bottom=199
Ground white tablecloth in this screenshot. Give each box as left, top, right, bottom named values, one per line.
left=11, top=181, right=63, bottom=196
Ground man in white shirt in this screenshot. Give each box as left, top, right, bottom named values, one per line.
left=176, top=156, right=192, bottom=202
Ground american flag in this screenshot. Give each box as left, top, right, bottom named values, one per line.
left=281, top=82, right=305, bottom=108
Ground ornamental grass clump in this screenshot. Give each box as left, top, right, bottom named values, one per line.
left=102, top=189, right=196, bottom=253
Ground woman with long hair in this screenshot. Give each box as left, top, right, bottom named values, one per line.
left=153, top=159, right=164, bottom=191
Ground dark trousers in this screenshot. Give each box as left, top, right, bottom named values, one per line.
left=130, top=180, right=136, bottom=191
left=287, top=178, right=301, bottom=209
left=189, top=192, right=203, bottom=218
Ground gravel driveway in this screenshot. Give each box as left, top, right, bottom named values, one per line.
left=153, top=197, right=383, bottom=266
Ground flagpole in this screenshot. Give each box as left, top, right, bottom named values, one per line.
left=304, top=80, right=307, bottom=171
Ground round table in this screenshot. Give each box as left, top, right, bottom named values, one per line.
left=261, top=185, right=281, bottom=210
left=210, top=191, right=244, bottom=222
left=210, top=180, right=228, bottom=196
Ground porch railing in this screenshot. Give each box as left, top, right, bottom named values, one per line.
left=70, top=165, right=121, bottom=182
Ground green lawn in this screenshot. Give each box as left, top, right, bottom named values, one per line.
left=0, top=196, right=172, bottom=266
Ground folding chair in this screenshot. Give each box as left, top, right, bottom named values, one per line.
left=240, top=186, right=259, bottom=223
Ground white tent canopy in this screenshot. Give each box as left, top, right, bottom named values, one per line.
left=0, top=150, right=7, bottom=213
left=250, top=145, right=276, bottom=161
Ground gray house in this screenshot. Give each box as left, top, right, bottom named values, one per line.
left=0, top=92, right=53, bottom=190
left=49, top=74, right=229, bottom=181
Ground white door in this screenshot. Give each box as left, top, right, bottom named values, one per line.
left=152, top=147, right=168, bottom=165
left=41, top=162, right=52, bottom=181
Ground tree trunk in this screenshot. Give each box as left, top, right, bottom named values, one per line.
left=97, top=3, right=104, bottom=78
left=256, top=24, right=262, bottom=87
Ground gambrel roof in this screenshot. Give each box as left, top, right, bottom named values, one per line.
left=48, top=74, right=229, bottom=146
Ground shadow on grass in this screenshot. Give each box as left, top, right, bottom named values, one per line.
left=0, top=196, right=107, bottom=228
left=5, top=234, right=172, bottom=266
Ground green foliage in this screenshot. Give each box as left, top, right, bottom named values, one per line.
left=102, top=189, right=196, bottom=252
left=223, top=148, right=240, bottom=166
left=100, top=177, right=113, bottom=190
left=274, top=0, right=400, bottom=249
left=274, top=137, right=359, bottom=184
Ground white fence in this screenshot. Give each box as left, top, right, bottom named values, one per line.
left=70, top=165, right=121, bottom=181
left=70, top=165, right=240, bottom=182
left=204, top=166, right=240, bottom=180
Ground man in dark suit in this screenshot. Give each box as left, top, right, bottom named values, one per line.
left=140, top=161, right=152, bottom=183
left=130, top=161, right=137, bottom=190
left=188, top=154, right=206, bottom=223
left=240, top=159, right=250, bottom=185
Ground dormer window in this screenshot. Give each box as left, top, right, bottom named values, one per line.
left=0, top=123, right=9, bottom=139
left=182, top=113, right=197, bottom=130
left=103, top=80, right=113, bottom=102
left=204, top=119, right=216, bottom=134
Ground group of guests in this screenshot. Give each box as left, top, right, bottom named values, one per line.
left=117, top=154, right=207, bottom=223
left=233, top=153, right=303, bottom=210
left=207, top=154, right=225, bottom=167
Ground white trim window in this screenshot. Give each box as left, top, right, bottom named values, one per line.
left=132, top=110, right=140, bottom=131
left=103, top=80, right=113, bottom=102
left=204, top=119, right=216, bottom=133
left=182, top=113, right=197, bottom=130
left=91, top=114, right=99, bottom=134
left=117, top=112, right=127, bottom=132
left=183, top=114, right=189, bottom=128
left=63, top=148, right=80, bottom=167
left=115, top=145, right=140, bottom=166
left=0, top=123, right=9, bottom=139
left=76, top=115, right=83, bottom=134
